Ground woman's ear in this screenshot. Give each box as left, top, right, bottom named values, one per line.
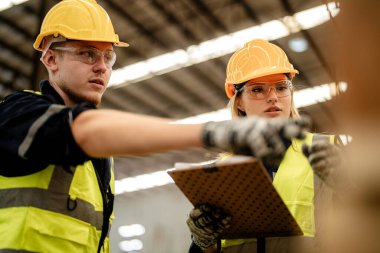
left=40, top=50, right=58, bottom=72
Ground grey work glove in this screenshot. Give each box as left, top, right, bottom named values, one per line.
left=302, top=141, right=347, bottom=190
left=202, top=116, right=310, bottom=167
left=187, top=204, right=232, bottom=251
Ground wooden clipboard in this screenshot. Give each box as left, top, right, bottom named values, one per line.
left=167, top=156, right=303, bottom=239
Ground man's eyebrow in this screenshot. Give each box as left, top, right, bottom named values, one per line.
left=79, top=46, right=114, bottom=51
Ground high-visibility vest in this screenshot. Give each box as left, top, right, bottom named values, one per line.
left=0, top=159, right=115, bottom=253
left=222, top=133, right=335, bottom=249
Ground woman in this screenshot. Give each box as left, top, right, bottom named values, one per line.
left=187, top=39, right=340, bottom=253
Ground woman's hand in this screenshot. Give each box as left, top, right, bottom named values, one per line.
left=187, top=204, right=231, bottom=251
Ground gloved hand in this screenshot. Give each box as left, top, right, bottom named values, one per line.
left=302, top=140, right=347, bottom=190
left=202, top=116, right=310, bottom=167
left=187, top=204, right=232, bottom=251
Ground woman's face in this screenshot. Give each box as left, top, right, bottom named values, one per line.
left=236, top=73, right=292, bottom=118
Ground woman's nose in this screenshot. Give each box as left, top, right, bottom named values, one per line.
left=266, top=87, right=278, bottom=102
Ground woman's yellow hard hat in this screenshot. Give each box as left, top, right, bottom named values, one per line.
left=225, top=39, right=298, bottom=98
left=33, top=0, right=129, bottom=51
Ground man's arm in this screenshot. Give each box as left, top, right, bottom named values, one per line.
left=71, top=109, right=203, bottom=157
left=72, top=109, right=309, bottom=160
left=0, top=89, right=309, bottom=176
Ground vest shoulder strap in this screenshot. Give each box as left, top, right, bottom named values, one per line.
left=311, top=133, right=339, bottom=145
left=23, top=90, right=42, bottom=95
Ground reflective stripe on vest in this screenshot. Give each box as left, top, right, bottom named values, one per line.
left=0, top=165, right=103, bottom=230
left=0, top=160, right=114, bottom=253
left=0, top=90, right=114, bottom=252
left=0, top=250, right=36, bottom=253
left=222, top=133, right=335, bottom=249
left=18, top=104, right=68, bottom=159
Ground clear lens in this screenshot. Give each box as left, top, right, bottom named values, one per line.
left=52, top=47, right=116, bottom=68
left=244, top=80, right=292, bottom=99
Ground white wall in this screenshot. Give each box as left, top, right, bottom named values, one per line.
left=110, top=184, right=194, bottom=253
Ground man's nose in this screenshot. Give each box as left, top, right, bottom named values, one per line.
left=93, top=55, right=108, bottom=71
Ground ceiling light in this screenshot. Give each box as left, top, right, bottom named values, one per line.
left=119, top=239, right=143, bottom=252
left=109, top=3, right=340, bottom=88
left=115, top=171, right=174, bottom=194
left=110, top=62, right=152, bottom=84
left=288, top=37, right=309, bottom=53
left=294, top=2, right=339, bottom=30
left=0, top=0, right=28, bottom=11
left=175, top=108, right=231, bottom=124
left=118, top=224, right=146, bottom=238
left=293, top=81, right=347, bottom=107
left=145, top=50, right=189, bottom=74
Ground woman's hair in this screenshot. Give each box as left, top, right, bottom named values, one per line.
left=227, top=75, right=300, bottom=119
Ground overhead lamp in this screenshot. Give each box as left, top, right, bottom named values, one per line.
left=294, top=3, right=340, bottom=30
left=288, top=37, right=309, bottom=53
left=115, top=170, right=174, bottom=194
left=109, top=2, right=340, bottom=88
left=118, top=239, right=143, bottom=252
left=0, top=0, right=28, bottom=11
left=118, top=224, right=146, bottom=238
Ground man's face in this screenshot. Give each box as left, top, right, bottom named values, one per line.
left=51, top=41, right=114, bottom=106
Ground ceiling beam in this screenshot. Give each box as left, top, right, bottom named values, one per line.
left=151, top=0, right=198, bottom=46
left=0, top=15, right=34, bottom=41
left=103, top=1, right=168, bottom=49
left=102, top=1, right=223, bottom=115
left=150, top=0, right=228, bottom=96
left=236, top=0, right=261, bottom=23
left=0, top=60, right=29, bottom=82
left=278, top=0, right=335, bottom=81
left=30, top=0, right=47, bottom=91
left=190, top=0, right=229, bottom=33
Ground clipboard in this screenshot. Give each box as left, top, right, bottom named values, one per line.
left=167, top=156, right=303, bottom=239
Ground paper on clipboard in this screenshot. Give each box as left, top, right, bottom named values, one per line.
left=167, top=156, right=303, bottom=239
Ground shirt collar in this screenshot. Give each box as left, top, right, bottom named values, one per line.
left=39, top=80, right=66, bottom=105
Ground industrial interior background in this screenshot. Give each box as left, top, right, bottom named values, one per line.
left=0, top=0, right=341, bottom=252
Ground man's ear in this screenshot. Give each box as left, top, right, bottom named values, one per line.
left=40, top=50, right=58, bottom=72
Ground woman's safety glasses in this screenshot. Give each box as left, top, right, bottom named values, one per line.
left=242, top=79, right=292, bottom=100
left=52, top=47, right=116, bottom=68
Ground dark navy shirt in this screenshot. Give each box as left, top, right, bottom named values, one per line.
left=0, top=80, right=96, bottom=176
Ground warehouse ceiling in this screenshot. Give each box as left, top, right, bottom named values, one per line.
left=0, top=0, right=341, bottom=181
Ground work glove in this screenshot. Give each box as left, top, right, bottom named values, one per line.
left=302, top=140, right=347, bottom=191
left=202, top=116, right=310, bottom=167
left=187, top=204, right=232, bottom=251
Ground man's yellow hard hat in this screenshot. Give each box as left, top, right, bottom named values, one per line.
left=225, top=39, right=298, bottom=98
left=33, top=0, right=129, bottom=51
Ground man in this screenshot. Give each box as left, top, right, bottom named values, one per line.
left=0, top=1, right=308, bottom=252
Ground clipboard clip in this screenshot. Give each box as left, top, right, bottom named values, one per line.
left=201, top=161, right=219, bottom=173
left=203, top=166, right=219, bottom=173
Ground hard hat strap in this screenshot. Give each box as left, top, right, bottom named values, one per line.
left=233, top=82, right=247, bottom=95
left=41, top=36, right=67, bottom=58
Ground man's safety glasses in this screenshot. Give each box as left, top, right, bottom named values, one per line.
left=52, top=47, right=116, bottom=68
left=241, top=80, right=292, bottom=100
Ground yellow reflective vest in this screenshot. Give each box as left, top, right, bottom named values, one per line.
left=222, top=133, right=336, bottom=249
left=0, top=159, right=115, bottom=253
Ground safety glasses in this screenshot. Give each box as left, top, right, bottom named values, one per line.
left=52, top=46, right=116, bottom=68
left=241, top=79, right=292, bottom=100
